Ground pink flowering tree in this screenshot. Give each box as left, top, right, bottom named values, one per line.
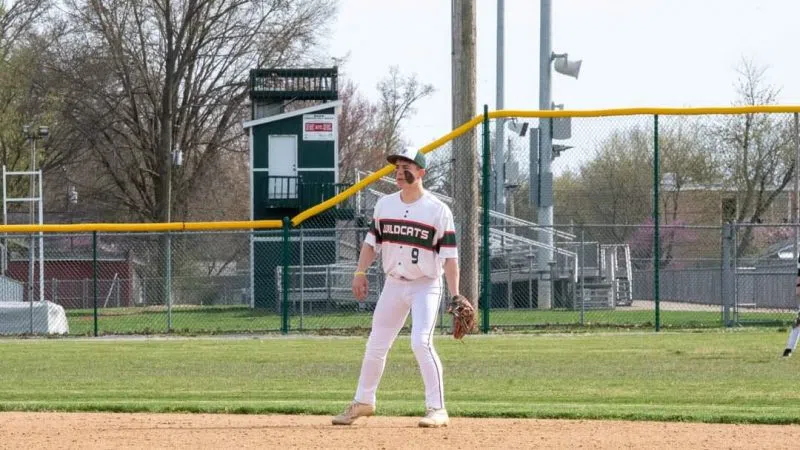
left=628, top=217, right=699, bottom=270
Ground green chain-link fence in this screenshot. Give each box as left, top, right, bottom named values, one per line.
left=1, top=107, right=799, bottom=335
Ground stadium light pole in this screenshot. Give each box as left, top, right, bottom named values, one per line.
left=494, top=0, right=506, bottom=213
left=538, top=0, right=581, bottom=309
left=22, top=124, right=48, bottom=306
left=67, top=184, right=78, bottom=250
left=166, top=147, right=182, bottom=331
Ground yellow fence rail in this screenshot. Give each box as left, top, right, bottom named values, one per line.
left=3, top=105, right=800, bottom=233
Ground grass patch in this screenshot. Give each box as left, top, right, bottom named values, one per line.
left=0, top=330, right=798, bottom=423
left=62, top=305, right=798, bottom=336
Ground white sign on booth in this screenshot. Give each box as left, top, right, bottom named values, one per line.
left=302, top=114, right=336, bottom=141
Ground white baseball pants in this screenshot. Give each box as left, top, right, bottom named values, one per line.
left=354, top=276, right=445, bottom=409
left=787, top=326, right=800, bottom=351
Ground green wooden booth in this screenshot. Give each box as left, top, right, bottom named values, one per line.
left=244, top=68, right=352, bottom=309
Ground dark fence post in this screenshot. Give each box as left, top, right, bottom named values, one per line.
left=92, top=231, right=98, bottom=337
left=281, top=217, right=291, bottom=335
left=481, top=104, right=491, bottom=333
left=653, top=114, right=661, bottom=332
left=722, top=223, right=734, bottom=326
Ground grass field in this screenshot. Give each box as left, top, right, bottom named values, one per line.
left=62, top=305, right=796, bottom=335
left=1, top=329, right=799, bottom=424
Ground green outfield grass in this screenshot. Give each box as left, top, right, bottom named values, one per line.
left=1, top=330, right=799, bottom=424
left=63, top=305, right=796, bottom=335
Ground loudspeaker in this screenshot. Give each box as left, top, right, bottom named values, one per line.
left=506, top=120, right=529, bottom=137
left=554, top=56, right=582, bottom=79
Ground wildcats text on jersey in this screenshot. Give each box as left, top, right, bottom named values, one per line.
left=378, top=219, right=436, bottom=250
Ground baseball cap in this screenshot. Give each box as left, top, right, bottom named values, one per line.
left=387, top=147, right=426, bottom=169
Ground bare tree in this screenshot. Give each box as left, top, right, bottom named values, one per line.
left=35, top=0, right=336, bottom=305
left=555, top=127, right=653, bottom=241
left=0, top=0, right=68, bottom=213
left=53, top=0, right=336, bottom=223
left=374, top=66, right=434, bottom=155
left=659, top=117, right=719, bottom=223
left=0, top=0, right=49, bottom=58
left=713, top=60, right=795, bottom=256
left=337, top=80, right=378, bottom=184
left=553, top=121, right=717, bottom=249
left=336, top=68, right=434, bottom=185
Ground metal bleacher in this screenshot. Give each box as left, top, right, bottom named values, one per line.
left=353, top=171, right=579, bottom=283
left=275, top=170, right=633, bottom=310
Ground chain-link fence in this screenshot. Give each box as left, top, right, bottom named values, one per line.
left=0, top=223, right=797, bottom=336
left=2, top=108, right=799, bottom=335
left=480, top=110, right=800, bottom=332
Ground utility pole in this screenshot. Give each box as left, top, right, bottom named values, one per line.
left=452, top=0, right=479, bottom=306
left=22, top=125, right=47, bottom=305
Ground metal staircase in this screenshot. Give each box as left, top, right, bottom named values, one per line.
left=600, top=244, right=633, bottom=306
left=2, top=165, right=44, bottom=302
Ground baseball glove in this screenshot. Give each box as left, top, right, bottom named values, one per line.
left=447, top=295, right=476, bottom=339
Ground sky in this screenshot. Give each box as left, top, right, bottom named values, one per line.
left=327, top=0, right=800, bottom=174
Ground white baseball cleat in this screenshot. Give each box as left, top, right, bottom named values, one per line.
left=331, top=401, right=375, bottom=425
left=418, top=408, right=449, bottom=428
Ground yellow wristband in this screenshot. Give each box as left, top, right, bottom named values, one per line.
left=354, top=271, right=366, bottom=276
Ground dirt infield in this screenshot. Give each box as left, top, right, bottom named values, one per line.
left=2, top=412, right=800, bottom=449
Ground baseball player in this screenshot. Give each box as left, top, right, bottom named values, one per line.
left=332, top=147, right=459, bottom=428
left=782, top=255, right=800, bottom=357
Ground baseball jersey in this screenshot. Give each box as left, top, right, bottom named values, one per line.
left=364, top=190, right=458, bottom=280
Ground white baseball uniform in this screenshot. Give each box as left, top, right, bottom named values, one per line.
left=353, top=189, right=458, bottom=409
left=783, top=257, right=800, bottom=356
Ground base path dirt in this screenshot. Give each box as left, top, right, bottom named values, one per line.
left=2, top=412, right=799, bottom=449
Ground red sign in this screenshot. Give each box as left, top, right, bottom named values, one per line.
left=303, top=113, right=336, bottom=141
left=305, top=122, right=333, bottom=132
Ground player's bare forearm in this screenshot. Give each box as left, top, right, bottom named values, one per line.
left=357, top=243, right=377, bottom=272
left=443, top=258, right=460, bottom=297
left=352, top=243, right=377, bottom=301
